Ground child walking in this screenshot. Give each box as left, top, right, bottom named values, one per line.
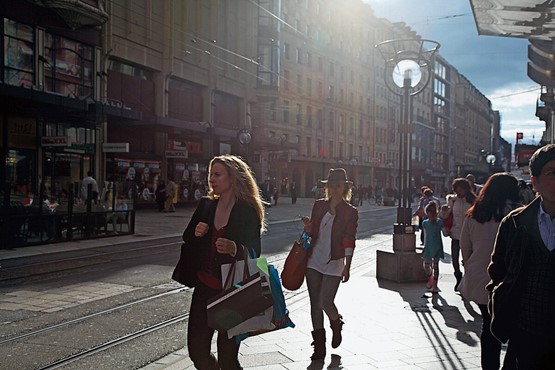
left=422, top=201, right=444, bottom=293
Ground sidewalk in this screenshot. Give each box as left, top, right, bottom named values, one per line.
left=1, top=198, right=489, bottom=369
left=141, top=233, right=486, bottom=370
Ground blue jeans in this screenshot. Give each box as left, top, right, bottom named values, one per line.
left=305, top=268, right=342, bottom=330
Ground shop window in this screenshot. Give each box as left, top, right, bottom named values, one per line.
left=43, top=33, right=94, bottom=98
left=107, top=60, right=155, bottom=117
left=3, top=18, right=35, bottom=87
left=6, top=149, right=36, bottom=198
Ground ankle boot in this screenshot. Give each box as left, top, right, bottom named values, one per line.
left=310, top=328, right=326, bottom=360
left=330, top=315, right=344, bottom=348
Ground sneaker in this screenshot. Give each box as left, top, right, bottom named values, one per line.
left=426, top=276, right=434, bottom=289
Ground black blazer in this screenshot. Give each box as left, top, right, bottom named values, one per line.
left=183, top=197, right=262, bottom=279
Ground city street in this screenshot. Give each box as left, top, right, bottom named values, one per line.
left=0, top=198, right=494, bottom=369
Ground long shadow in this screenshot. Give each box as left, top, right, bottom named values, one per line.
left=377, top=279, right=481, bottom=369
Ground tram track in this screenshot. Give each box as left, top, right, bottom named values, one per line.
left=0, top=212, right=396, bottom=370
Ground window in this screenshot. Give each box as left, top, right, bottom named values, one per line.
left=283, top=100, right=290, bottom=123
left=4, top=19, right=35, bottom=87
left=306, top=137, right=312, bottom=157
left=306, top=77, right=312, bottom=96
left=284, top=43, right=290, bottom=59
left=44, top=33, right=94, bottom=98
left=296, top=48, right=302, bottom=64
left=296, top=103, right=302, bottom=125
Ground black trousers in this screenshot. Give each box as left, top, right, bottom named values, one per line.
left=504, top=328, right=555, bottom=370
left=478, top=304, right=502, bottom=370
left=188, top=283, right=242, bottom=370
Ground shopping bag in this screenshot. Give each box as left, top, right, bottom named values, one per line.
left=281, top=232, right=310, bottom=291
left=225, top=258, right=275, bottom=338
left=233, top=264, right=295, bottom=343
left=206, top=251, right=273, bottom=331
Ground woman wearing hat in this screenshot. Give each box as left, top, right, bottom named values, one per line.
left=301, top=168, right=359, bottom=361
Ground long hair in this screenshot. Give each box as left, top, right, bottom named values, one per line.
left=466, top=173, right=519, bottom=223
left=208, top=155, right=266, bottom=233
left=452, top=178, right=477, bottom=205
left=324, top=183, right=352, bottom=201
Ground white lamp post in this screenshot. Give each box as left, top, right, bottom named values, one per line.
left=375, top=39, right=440, bottom=282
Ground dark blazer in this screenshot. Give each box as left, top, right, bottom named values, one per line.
left=307, top=199, right=358, bottom=260
left=183, top=197, right=262, bottom=280
left=488, top=197, right=541, bottom=286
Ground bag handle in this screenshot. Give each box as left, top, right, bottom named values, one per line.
left=222, top=247, right=251, bottom=289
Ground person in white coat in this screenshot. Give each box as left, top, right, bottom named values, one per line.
left=445, top=178, right=477, bottom=290
left=460, top=173, right=520, bottom=370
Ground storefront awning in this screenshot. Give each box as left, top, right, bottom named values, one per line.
left=469, top=0, right=555, bottom=39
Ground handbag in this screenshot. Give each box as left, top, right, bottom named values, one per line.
left=171, top=198, right=212, bottom=287
left=281, top=232, right=311, bottom=291
left=207, top=250, right=274, bottom=331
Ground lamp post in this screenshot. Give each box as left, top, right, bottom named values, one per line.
left=237, top=128, right=253, bottom=163
left=375, top=39, right=440, bottom=282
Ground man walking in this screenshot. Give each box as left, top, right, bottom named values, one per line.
left=487, top=144, right=555, bottom=368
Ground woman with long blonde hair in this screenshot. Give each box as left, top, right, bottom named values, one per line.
left=181, top=154, right=265, bottom=369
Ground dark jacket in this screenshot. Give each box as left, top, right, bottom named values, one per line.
left=183, top=197, right=262, bottom=281
left=307, top=199, right=358, bottom=260
left=487, top=197, right=555, bottom=338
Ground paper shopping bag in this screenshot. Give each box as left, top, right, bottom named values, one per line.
left=226, top=258, right=274, bottom=338
left=207, top=250, right=273, bottom=331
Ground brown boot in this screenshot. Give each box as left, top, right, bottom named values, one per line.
left=310, top=328, right=326, bottom=360
left=330, top=315, right=344, bottom=348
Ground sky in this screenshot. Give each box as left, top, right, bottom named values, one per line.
left=365, top=0, right=546, bottom=147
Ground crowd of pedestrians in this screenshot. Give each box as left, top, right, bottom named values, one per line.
left=171, top=144, right=555, bottom=370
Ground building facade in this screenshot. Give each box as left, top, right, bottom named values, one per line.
left=1, top=0, right=500, bottom=234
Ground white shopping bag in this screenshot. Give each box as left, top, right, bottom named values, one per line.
left=221, top=257, right=274, bottom=338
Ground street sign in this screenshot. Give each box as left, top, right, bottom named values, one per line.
left=165, top=150, right=188, bottom=158
left=103, top=143, right=129, bottom=152
left=41, top=136, right=69, bottom=147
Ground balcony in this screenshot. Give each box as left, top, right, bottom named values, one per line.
left=32, top=0, right=109, bottom=29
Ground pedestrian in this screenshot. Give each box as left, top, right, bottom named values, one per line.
left=487, top=144, right=555, bottom=369
left=109, top=196, right=129, bottom=233
left=466, top=173, right=483, bottom=195
left=290, top=181, right=298, bottom=204
left=301, top=168, right=358, bottom=361
left=414, top=187, right=440, bottom=245
left=273, top=187, right=279, bottom=206
left=421, top=201, right=444, bottom=294
left=444, top=178, right=477, bottom=290
left=155, top=180, right=166, bottom=212
left=459, top=173, right=520, bottom=370
left=518, top=179, right=535, bottom=205
left=165, top=178, right=177, bottom=212
left=183, top=154, right=266, bottom=370
left=80, top=170, right=99, bottom=204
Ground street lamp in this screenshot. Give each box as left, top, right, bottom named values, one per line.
left=375, top=39, right=440, bottom=282
left=237, top=128, right=253, bottom=162
left=376, top=39, right=439, bottom=227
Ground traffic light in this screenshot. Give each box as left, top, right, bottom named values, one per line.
left=528, top=39, right=555, bottom=87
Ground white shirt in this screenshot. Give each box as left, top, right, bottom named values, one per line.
left=307, top=212, right=345, bottom=276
